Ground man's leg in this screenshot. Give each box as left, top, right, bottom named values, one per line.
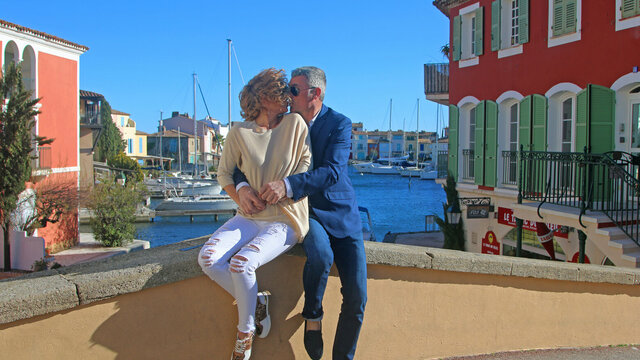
left=331, top=232, right=367, bottom=360
left=301, top=217, right=334, bottom=321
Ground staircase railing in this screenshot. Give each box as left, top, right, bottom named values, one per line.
left=518, top=149, right=640, bottom=246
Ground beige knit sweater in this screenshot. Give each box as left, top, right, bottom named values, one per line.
left=217, top=113, right=311, bottom=241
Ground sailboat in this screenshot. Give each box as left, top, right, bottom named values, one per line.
left=369, top=99, right=401, bottom=175
left=400, top=99, right=423, bottom=177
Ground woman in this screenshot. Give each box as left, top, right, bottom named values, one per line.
left=198, top=68, right=310, bottom=360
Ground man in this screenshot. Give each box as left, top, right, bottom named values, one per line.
left=234, top=66, right=367, bottom=360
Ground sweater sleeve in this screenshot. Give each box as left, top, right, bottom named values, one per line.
left=292, top=116, right=311, bottom=175
left=216, top=126, right=240, bottom=189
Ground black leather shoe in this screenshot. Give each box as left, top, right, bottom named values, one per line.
left=303, top=320, right=323, bottom=360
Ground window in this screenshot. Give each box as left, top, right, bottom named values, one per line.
left=552, top=0, right=577, bottom=36
left=453, top=3, right=484, bottom=62
left=120, top=117, right=125, bottom=127
left=561, top=98, right=573, bottom=152
left=616, top=0, right=640, bottom=31
left=128, top=139, right=133, bottom=154
left=631, top=87, right=640, bottom=149
left=491, top=0, right=528, bottom=56
left=139, top=138, right=143, bottom=153
left=621, top=0, right=640, bottom=19
left=548, top=0, right=581, bottom=47
left=469, top=108, right=476, bottom=178
left=508, top=103, right=519, bottom=183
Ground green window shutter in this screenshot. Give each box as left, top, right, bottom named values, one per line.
left=519, top=96, right=532, bottom=151
left=622, top=0, right=637, bottom=19
left=474, top=101, right=486, bottom=185
left=564, top=0, right=577, bottom=34
left=484, top=101, right=499, bottom=187
left=576, top=88, right=588, bottom=153
left=531, top=94, right=548, bottom=151
left=474, top=7, right=484, bottom=56
left=576, top=85, right=615, bottom=154
left=453, top=15, right=462, bottom=61
left=553, top=0, right=565, bottom=37
left=491, top=0, right=501, bottom=51
left=588, top=85, right=615, bottom=154
left=448, top=105, right=459, bottom=179
left=519, top=0, right=530, bottom=44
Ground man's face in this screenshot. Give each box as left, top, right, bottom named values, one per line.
left=289, top=75, right=314, bottom=114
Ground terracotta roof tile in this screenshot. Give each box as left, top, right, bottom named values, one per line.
left=111, top=109, right=130, bottom=116
left=79, top=90, right=104, bottom=99
left=0, top=19, right=89, bottom=51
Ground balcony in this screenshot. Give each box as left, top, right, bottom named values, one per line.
left=437, top=150, right=448, bottom=178
left=2, top=239, right=640, bottom=358
left=423, top=63, right=449, bottom=105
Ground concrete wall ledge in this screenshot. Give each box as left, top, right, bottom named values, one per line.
left=2, top=237, right=639, bottom=325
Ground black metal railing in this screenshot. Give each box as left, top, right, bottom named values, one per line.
left=437, top=150, right=448, bottom=178
left=501, top=150, right=518, bottom=186
left=519, top=149, right=640, bottom=246
left=32, top=146, right=52, bottom=169
left=423, top=63, right=449, bottom=95
left=462, top=149, right=474, bottom=180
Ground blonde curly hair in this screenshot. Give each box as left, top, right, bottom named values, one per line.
left=239, top=68, right=290, bottom=122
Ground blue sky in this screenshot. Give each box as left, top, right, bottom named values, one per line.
left=4, top=0, right=449, bottom=134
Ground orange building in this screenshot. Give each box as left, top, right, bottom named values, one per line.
left=1, top=20, right=88, bottom=252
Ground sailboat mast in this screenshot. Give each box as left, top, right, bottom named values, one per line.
left=227, top=39, right=232, bottom=126
left=388, top=99, right=392, bottom=163
left=193, top=73, right=198, bottom=176
left=178, top=126, right=182, bottom=173
left=416, top=98, right=419, bottom=166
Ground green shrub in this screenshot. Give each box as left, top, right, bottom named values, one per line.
left=108, top=152, right=144, bottom=183
left=88, top=177, right=144, bottom=247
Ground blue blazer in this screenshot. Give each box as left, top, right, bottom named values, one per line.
left=233, top=105, right=361, bottom=239
left=287, top=105, right=361, bottom=239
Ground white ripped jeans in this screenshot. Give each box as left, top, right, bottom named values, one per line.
left=198, top=215, right=297, bottom=333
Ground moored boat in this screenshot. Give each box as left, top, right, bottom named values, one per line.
left=154, top=195, right=237, bottom=212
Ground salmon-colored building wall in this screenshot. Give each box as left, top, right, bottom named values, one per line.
left=37, top=53, right=78, bottom=169
left=448, top=1, right=640, bottom=104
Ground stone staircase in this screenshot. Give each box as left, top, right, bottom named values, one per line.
left=512, top=202, right=640, bottom=268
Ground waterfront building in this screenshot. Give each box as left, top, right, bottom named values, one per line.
left=147, top=129, right=194, bottom=172
left=429, top=0, right=640, bottom=267
left=110, top=109, right=147, bottom=161
left=0, top=19, right=87, bottom=252
left=79, top=90, right=104, bottom=190
left=158, top=111, right=225, bottom=171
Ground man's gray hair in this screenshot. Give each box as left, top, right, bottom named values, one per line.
left=291, top=66, right=326, bottom=101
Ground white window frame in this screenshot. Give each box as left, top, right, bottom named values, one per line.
left=496, top=0, right=524, bottom=58
left=559, top=97, right=575, bottom=153
left=459, top=2, right=480, bottom=66
left=616, top=0, right=640, bottom=31
left=547, top=0, right=582, bottom=48
left=630, top=92, right=640, bottom=152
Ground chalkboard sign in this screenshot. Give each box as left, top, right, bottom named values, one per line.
left=467, top=205, right=490, bottom=219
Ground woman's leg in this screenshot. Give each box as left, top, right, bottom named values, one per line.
left=229, top=221, right=298, bottom=333
left=198, top=215, right=259, bottom=298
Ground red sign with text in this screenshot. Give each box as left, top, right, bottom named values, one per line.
left=497, top=207, right=569, bottom=239
left=481, top=231, right=500, bottom=255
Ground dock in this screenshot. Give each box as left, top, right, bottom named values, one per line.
left=152, top=208, right=237, bottom=222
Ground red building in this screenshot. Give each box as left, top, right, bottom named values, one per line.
left=428, top=1, right=640, bottom=267
left=1, top=20, right=88, bottom=252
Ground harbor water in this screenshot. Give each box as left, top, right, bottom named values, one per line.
left=132, top=169, right=447, bottom=248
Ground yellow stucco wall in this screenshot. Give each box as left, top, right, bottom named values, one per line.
left=2, top=255, right=640, bottom=359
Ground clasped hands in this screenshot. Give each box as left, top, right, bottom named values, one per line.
left=237, top=180, right=286, bottom=215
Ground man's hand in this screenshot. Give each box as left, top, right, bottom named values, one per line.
left=259, top=180, right=287, bottom=205
left=237, top=186, right=266, bottom=214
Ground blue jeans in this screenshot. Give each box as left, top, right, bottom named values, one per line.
left=302, top=217, right=368, bottom=360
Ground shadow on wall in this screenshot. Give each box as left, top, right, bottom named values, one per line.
left=89, top=250, right=306, bottom=359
